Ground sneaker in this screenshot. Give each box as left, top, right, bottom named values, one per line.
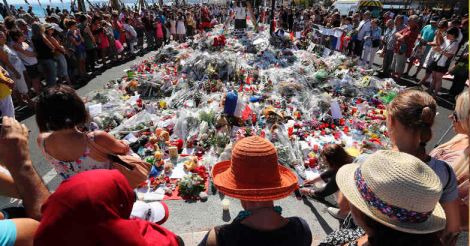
left=327, top=207, right=347, bottom=220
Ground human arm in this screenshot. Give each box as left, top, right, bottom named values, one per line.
left=0, top=50, right=20, bottom=79
left=0, top=117, right=50, bottom=221
left=440, top=200, right=461, bottom=245
left=12, top=43, right=36, bottom=58
left=41, top=34, right=55, bottom=50
left=0, top=172, right=20, bottom=198
left=48, top=37, right=66, bottom=54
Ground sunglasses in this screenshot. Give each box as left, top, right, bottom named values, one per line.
left=452, top=111, right=459, bottom=122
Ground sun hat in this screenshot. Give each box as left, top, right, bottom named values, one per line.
left=131, top=201, right=170, bottom=225
left=336, top=150, right=446, bottom=234
left=212, top=136, right=298, bottom=201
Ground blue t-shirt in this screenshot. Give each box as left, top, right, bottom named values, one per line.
left=420, top=24, right=436, bottom=42
left=0, top=219, right=17, bottom=246
left=427, top=157, right=459, bottom=203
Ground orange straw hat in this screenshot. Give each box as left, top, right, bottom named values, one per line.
left=212, top=136, right=298, bottom=201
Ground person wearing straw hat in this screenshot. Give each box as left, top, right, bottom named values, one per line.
left=320, top=150, right=446, bottom=246
left=201, top=136, right=312, bottom=246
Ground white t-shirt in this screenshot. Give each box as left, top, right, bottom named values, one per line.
left=357, top=19, right=371, bottom=41
left=123, top=23, right=137, bottom=38
left=434, top=38, right=458, bottom=67
left=234, top=6, right=246, bottom=20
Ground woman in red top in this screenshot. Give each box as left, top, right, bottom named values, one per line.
left=391, top=15, right=420, bottom=80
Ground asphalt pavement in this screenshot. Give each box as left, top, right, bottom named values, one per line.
left=0, top=49, right=459, bottom=244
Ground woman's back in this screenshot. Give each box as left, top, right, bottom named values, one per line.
left=32, top=36, right=53, bottom=59
left=205, top=217, right=311, bottom=246
left=37, top=130, right=126, bottom=179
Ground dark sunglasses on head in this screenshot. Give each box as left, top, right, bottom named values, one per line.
left=452, top=111, right=459, bottom=122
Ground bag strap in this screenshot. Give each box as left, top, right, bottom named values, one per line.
left=443, top=161, right=453, bottom=192
left=435, top=40, right=458, bottom=63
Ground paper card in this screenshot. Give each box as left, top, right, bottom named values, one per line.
left=123, top=133, right=138, bottom=143
left=322, top=48, right=331, bottom=57
left=143, top=191, right=165, bottom=201
left=182, top=148, right=194, bottom=155
left=88, top=103, right=102, bottom=117
left=305, top=168, right=321, bottom=180
left=330, top=99, right=343, bottom=119
left=295, top=31, right=301, bottom=39
left=169, top=162, right=188, bottom=179
left=334, top=29, right=343, bottom=38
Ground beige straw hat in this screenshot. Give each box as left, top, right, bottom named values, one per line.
left=336, top=150, right=446, bottom=234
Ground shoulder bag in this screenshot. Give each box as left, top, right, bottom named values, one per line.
left=87, top=137, right=151, bottom=188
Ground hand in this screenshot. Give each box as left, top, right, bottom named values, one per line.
left=0, top=117, right=31, bottom=170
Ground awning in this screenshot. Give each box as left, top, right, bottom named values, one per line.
left=359, top=0, right=383, bottom=7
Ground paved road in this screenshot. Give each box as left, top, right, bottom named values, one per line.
left=0, top=50, right=458, bottom=243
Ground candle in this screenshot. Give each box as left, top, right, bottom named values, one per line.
left=169, top=146, right=178, bottom=159
left=222, top=199, right=230, bottom=210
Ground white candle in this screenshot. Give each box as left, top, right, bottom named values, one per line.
left=222, top=199, right=230, bottom=210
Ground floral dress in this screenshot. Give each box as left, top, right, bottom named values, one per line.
left=39, top=133, right=111, bottom=180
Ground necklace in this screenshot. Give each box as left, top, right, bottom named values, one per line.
left=234, top=206, right=282, bottom=222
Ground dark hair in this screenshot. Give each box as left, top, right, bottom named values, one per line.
left=446, top=27, right=459, bottom=38
left=388, top=89, right=436, bottom=161
left=8, top=28, right=23, bottom=42
left=4, top=16, right=16, bottom=30
left=35, top=85, right=89, bottom=132
left=65, top=19, right=77, bottom=29
left=357, top=208, right=443, bottom=246
left=321, top=144, right=354, bottom=170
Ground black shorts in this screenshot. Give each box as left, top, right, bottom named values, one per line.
left=235, top=19, right=247, bottom=29
left=429, top=60, right=449, bottom=73
left=25, top=64, right=40, bottom=79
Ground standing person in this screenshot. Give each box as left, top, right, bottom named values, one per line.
left=404, top=16, right=438, bottom=79
left=354, top=11, right=371, bottom=60
left=447, top=42, right=468, bottom=96
left=0, top=66, right=14, bottom=117
left=380, top=18, right=396, bottom=76
left=143, top=12, right=156, bottom=50
left=361, top=18, right=381, bottom=69
left=78, top=14, right=97, bottom=74
left=234, top=1, right=247, bottom=31
left=31, top=23, right=57, bottom=87
left=44, top=24, right=71, bottom=85
left=132, top=13, right=145, bottom=52
left=123, top=17, right=137, bottom=55
left=155, top=18, right=164, bottom=49
left=65, top=20, right=86, bottom=80
left=91, top=17, right=109, bottom=67
left=9, top=29, right=42, bottom=95
left=387, top=89, right=461, bottom=244
left=418, top=20, right=448, bottom=86
left=169, top=15, right=176, bottom=41
left=391, top=15, right=420, bottom=80
left=176, top=14, right=186, bottom=42
left=0, top=31, right=29, bottom=104
left=186, top=13, right=195, bottom=37
left=427, top=27, right=460, bottom=97
left=200, top=136, right=312, bottom=246
left=320, top=151, right=446, bottom=246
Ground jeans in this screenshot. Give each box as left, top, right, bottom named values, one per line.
left=382, top=49, right=394, bottom=76
left=38, top=59, right=57, bottom=87
left=54, top=53, right=69, bottom=79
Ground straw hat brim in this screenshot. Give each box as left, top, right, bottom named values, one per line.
left=212, top=161, right=298, bottom=202
left=336, top=163, right=446, bottom=234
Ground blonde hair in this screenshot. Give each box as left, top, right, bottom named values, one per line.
left=455, top=90, right=470, bottom=134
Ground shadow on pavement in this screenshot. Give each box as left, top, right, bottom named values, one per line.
left=302, top=197, right=334, bottom=235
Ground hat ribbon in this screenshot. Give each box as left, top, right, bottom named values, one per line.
left=354, top=168, right=433, bottom=223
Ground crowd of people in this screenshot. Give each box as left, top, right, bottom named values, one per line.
left=0, top=2, right=468, bottom=246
